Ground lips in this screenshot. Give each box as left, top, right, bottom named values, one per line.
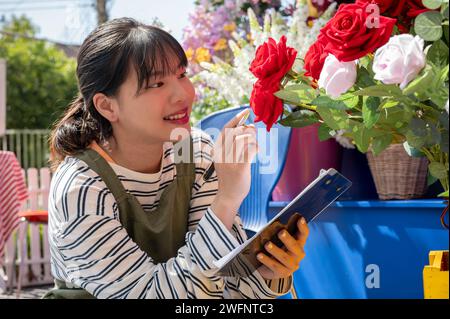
left=163, top=107, right=190, bottom=124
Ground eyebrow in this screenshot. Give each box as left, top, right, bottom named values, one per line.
left=148, top=65, right=187, bottom=80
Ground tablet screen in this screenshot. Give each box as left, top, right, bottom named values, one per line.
left=214, top=169, right=352, bottom=277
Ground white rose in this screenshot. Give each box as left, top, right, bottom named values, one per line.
left=373, top=34, right=426, bottom=90
left=318, top=54, right=357, bottom=99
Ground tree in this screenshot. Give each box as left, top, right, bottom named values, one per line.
left=0, top=15, right=78, bottom=129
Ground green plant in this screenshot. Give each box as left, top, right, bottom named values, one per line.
left=0, top=15, right=78, bottom=130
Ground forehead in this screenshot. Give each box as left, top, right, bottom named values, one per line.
left=121, top=53, right=186, bottom=95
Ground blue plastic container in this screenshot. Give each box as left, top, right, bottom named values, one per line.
left=268, top=200, right=448, bottom=299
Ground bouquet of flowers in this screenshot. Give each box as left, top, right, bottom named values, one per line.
left=195, top=0, right=337, bottom=111
left=248, top=0, right=449, bottom=196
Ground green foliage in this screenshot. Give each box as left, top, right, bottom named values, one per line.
left=0, top=15, right=78, bottom=129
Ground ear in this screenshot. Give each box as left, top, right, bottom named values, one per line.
left=93, top=93, right=118, bottom=123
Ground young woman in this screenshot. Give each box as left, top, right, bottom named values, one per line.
left=45, top=17, right=309, bottom=299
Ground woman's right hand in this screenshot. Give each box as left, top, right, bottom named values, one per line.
left=210, top=109, right=259, bottom=230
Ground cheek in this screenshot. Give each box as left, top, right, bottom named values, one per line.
left=185, top=79, right=196, bottom=104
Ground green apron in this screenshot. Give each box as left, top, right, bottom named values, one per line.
left=43, top=137, right=196, bottom=299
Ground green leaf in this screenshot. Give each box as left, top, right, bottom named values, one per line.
left=427, top=40, right=449, bottom=67
left=380, top=100, right=400, bottom=109
left=372, top=134, right=393, bottom=156
left=316, top=105, right=349, bottom=130
left=438, top=190, right=449, bottom=198
left=356, top=66, right=375, bottom=88
left=338, top=93, right=360, bottom=109
left=318, top=123, right=333, bottom=141
left=427, top=172, right=439, bottom=186
left=362, top=96, right=381, bottom=129
left=311, top=96, right=349, bottom=110
left=353, top=84, right=403, bottom=97
left=440, top=129, right=449, bottom=152
left=409, top=118, right=428, bottom=137
left=275, top=85, right=318, bottom=105
left=279, top=110, right=320, bottom=128
left=351, top=122, right=372, bottom=153
left=423, top=0, right=443, bottom=10
left=378, top=105, right=413, bottom=128
left=405, top=130, right=426, bottom=149
left=443, top=3, right=449, bottom=20
left=429, top=162, right=449, bottom=179
left=403, top=66, right=435, bottom=95
left=414, top=11, right=444, bottom=41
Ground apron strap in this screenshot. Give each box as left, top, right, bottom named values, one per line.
left=74, top=149, right=129, bottom=205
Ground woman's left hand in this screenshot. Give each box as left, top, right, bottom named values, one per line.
left=257, top=215, right=309, bottom=280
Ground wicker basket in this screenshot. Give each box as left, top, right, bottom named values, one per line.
left=366, top=143, right=429, bottom=200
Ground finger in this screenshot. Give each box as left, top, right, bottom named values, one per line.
left=296, top=217, right=309, bottom=247
left=264, top=241, right=299, bottom=271
left=278, top=229, right=303, bottom=257
left=235, top=134, right=258, bottom=163
left=223, top=108, right=251, bottom=129
left=257, top=253, right=291, bottom=278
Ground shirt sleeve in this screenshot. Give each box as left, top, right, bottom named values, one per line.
left=48, top=157, right=244, bottom=299
left=187, top=130, right=293, bottom=299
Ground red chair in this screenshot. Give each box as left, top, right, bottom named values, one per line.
left=15, top=209, right=49, bottom=298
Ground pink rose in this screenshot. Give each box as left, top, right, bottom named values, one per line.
left=318, top=54, right=357, bottom=99
left=373, top=34, right=426, bottom=89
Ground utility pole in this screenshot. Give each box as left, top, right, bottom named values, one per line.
left=96, top=0, right=108, bottom=25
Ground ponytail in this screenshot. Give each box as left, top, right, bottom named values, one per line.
left=48, top=94, right=111, bottom=171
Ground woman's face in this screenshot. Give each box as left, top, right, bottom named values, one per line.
left=112, top=60, right=195, bottom=144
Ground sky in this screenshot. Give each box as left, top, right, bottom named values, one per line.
left=0, top=0, right=196, bottom=44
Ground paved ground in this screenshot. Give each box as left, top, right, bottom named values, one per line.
left=0, top=285, right=52, bottom=299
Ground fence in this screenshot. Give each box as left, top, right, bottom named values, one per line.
left=3, top=167, right=53, bottom=291
left=1, top=129, right=50, bottom=170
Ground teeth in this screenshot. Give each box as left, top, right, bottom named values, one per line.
left=164, top=112, right=186, bottom=120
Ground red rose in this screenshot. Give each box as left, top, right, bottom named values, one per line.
left=249, top=36, right=297, bottom=131
left=250, top=78, right=284, bottom=132
left=249, top=35, right=297, bottom=82
left=304, top=34, right=328, bottom=81
left=406, top=0, right=431, bottom=17
left=319, top=2, right=396, bottom=62
left=355, top=0, right=407, bottom=16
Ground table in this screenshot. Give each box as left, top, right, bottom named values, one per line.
left=269, top=200, right=449, bottom=299
left=0, top=151, right=28, bottom=291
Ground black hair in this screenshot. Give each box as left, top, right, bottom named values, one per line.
left=49, top=17, right=188, bottom=170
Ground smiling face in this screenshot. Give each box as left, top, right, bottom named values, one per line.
left=111, top=57, right=195, bottom=145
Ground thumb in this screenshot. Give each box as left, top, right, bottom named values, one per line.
left=223, top=108, right=250, bottom=129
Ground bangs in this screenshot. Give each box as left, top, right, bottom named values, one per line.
left=127, top=26, right=188, bottom=94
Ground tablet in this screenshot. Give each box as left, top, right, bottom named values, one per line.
left=212, top=168, right=352, bottom=277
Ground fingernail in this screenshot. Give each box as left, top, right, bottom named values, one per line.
left=280, top=231, right=287, bottom=238
left=266, top=242, right=273, bottom=250
left=301, top=218, right=306, bottom=225
left=257, top=254, right=264, bottom=260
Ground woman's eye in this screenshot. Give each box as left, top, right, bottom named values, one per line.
left=147, top=82, right=164, bottom=89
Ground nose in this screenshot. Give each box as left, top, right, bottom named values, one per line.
left=169, top=78, right=189, bottom=105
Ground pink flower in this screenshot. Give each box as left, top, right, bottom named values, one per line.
left=318, top=54, right=357, bottom=99
left=373, top=34, right=426, bottom=89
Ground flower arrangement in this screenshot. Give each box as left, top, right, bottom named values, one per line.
left=183, top=0, right=295, bottom=74
left=194, top=0, right=337, bottom=110
left=248, top=0, right=449, bottom=196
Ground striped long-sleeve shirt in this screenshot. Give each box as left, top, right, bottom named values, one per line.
left=48, top=128, right=292, bottom=299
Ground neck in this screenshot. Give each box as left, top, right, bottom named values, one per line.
left=107, top=135, right=164, bottom=174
